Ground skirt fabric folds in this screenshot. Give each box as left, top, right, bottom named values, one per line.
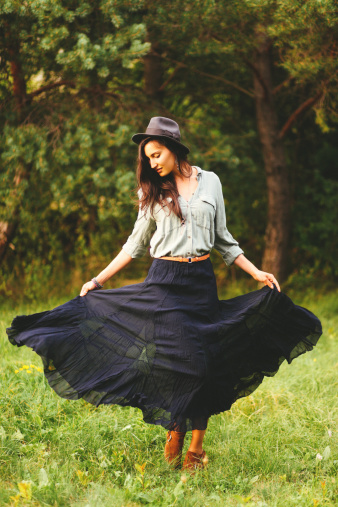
left=7, top=258, right=322, bottom=432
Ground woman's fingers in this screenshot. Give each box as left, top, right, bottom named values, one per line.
left=266, top=278, right=274, bottom=290
left=80, top=280, right=97, bottom=296
left=80, top=283, right=90, bottom=297
left=255, top=270, right=281, bottom=292
left=273, top=278, right=281, bottom=292
left=265, top=273, right=280, bottom=292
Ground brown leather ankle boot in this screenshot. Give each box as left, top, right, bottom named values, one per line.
left=164, top=430, right=186, bottom=469
left=182, top=449, right=208, bottom=472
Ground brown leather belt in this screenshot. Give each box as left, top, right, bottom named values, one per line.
left=158, top=253, right=210, bottom=263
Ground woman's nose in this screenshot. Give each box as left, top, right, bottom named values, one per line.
left=150, top=159, right=157, bottom=169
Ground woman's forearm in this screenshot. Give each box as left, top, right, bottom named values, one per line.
left=95, top=249, right=133, bottom=285
left=233, top=254, right=259, bottom=277
left=233, top=253, right=281, bottom=291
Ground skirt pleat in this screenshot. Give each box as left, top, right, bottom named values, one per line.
left=7, top=258, right=322, bottom=431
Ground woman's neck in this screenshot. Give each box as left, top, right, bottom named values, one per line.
left=173, top=163, right=194, bottom=182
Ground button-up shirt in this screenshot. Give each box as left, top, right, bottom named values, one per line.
left=122, top=167, right=244, bottom=266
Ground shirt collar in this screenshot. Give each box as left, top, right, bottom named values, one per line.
left=193, top=166, right=202, bottom=179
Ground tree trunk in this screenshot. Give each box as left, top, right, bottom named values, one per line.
left=10, top=59, right=28, bottom=116
left=253, top=34, right=291, bottom=283
left=143, top=38, right=164, bottom=103
left=5, top=27, right=28, bottom=119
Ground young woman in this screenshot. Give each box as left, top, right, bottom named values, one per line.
left=7, top=117, right=322, bottom=472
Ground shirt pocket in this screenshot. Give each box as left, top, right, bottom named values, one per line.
left=194, top=195, right=216, bottom=229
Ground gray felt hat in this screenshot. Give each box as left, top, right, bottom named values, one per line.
left=132, top=117, right=190, bottom=154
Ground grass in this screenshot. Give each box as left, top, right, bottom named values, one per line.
left=0, top=285, right=337, bottom=506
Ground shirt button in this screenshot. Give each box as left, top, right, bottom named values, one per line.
left=188, top=236, right=191, bottom=239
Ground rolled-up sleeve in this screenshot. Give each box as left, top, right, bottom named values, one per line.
left=213, top=176, right=244, bottom=266
left=122, top=201, right=156, bottom=258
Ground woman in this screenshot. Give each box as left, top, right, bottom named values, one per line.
left=7, top=117, right=322, bottom=472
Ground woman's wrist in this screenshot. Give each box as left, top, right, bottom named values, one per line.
left=251, top=268, right=260, bottom=279
left=234, top=254, right=259, bottom=278
left=88, top=250, right=133, bottom=290
left=92, top=277, right=103, bottom=289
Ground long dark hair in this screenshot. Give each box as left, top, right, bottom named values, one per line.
left=136, top=136, right=192, bottom=221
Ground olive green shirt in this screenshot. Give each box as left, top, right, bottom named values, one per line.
left=122, top=167, right=244, bottom=266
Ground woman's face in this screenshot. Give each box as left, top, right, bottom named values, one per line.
left=144, top=140, right=177, bottom=178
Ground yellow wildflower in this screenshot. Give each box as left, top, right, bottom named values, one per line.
left=18, top=481, right=32, bottom=500
left=22, top=365, right=29, bottom=369
left=27, top=370, right=32, bottom=373
left=19, top=368, right=24, bottom=371
left=15, top=370, right=19, bottom=373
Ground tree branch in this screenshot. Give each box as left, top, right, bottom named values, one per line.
left=273, top=76, right=294, bottom=95
left=28, top=80, right=76, bottom=98
left=159, top=64, right=182, bottom=92
left=79, top=85, right=120, bottom=101
left=28, top=80, right=121, bottom=103
left=153, top=52, right=254, bottom=97
left=278, top=91, right=323, bottom=139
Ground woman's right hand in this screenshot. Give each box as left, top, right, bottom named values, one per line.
left=80, top=280, right=97, bottom=297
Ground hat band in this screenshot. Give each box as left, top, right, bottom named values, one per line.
left=145, top=127, right=180, bottom=141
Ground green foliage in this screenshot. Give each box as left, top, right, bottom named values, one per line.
left=0, top=0, right=150, bottom=282
left=0, top=113, right=135, bottom=266
left=293, top=140, right=338, bottom=276
left=0, top=0, right=337, bottom=293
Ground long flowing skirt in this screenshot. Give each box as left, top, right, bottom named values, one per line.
left=7, top=258, right=322, bottom=431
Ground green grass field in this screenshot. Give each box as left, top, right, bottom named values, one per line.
left=0, top=287, right=337, bottom=506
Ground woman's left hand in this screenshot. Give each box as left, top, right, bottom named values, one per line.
left=253, top=270, right=281, bottom=292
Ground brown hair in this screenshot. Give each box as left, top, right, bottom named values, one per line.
left=136, top=137, right=192, bottom=221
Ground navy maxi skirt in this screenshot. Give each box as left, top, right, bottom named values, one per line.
left=7, top=258, right=322, bottom=432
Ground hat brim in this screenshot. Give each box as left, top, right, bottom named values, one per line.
left=131, top=133, right=190, bottom=155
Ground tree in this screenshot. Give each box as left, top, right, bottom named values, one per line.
left=0, top=0, right=150, bottom=269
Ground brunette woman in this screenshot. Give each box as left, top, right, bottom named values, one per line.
left=7, top=117, right=322, bottom=472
